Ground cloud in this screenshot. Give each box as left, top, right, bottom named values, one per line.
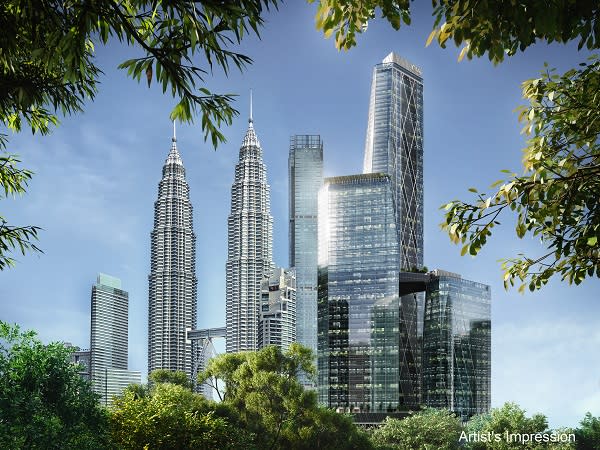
left=14, top=121, right=144, bottom=251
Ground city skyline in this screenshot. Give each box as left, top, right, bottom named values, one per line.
left=1, top=2, right=598, bottom=428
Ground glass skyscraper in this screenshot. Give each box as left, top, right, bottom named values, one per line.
left=317, top=174, right=400, bottom=412
left=90, top=273, right=140, bottom=406
left=226, top=110, right=273, bottom=352
left=363, top=52, right=425, bottom=409
left=363, top=52, right=424, bottom=271
left=289, top=135, right=323, bottom=369
left=422, top=270, right=491, bottom=421
left=148, top=130, right=197, bottom=379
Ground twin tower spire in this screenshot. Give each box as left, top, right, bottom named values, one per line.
left=149, top=91, right=271, bottom=380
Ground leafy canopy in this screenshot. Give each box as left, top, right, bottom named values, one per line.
left=200, top=343, right=372, bottom=450
left=310, top=1, right=599, bottom=59
left=0, top=321, right=109, bottom=449
left=371, top=408, right=462, bottom=450
left=148, top=368, right=193, bottom=389
left=444, top=58, right=600, bottom=292
left=110, top=382, right=249, bottom=450
left=2, top=0, right=279, bottom=146
left=574, top=412, right=600, bottom=449
left=464, top=402, right=575, bottom=450
left=311, top=0, right=600, bottom=290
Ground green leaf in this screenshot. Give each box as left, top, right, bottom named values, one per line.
left=426, top=28, right=438, bottom=47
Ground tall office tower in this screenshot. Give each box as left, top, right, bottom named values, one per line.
left=363, top=52, right=424, bottom=271
left=226, top=105, right=274, bottom=352
left=148, top=127, right=197, bottom=379
left=318, top=174, right=400, bottom=413
left=90, top=274, right=141, bottom=406
left=258, top=267, right=296, bottom=352
left=363, top=52, right=425, bottom=408
left=422, top=270, right=491, bottom=421
left=289, top=135, right=323, bottom=367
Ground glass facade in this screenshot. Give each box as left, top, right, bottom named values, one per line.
left=318, top=174, right=400, bottom=412
left=363, top=52, right=424, bottom=271
left=422, top=271, right=491, bottom=421
left=226, top=116, right=273, bottom=352
left=362, top=53, right=425, bottom=410
left=289, top=135, right=323, bottom=374
left=149, top=135, right=197, bottom=380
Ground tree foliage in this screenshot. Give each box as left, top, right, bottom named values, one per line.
left=371, top=408, right=462, bottom=450
left=0, top=0, right=278, bottom=269
left=443, top=57, right=600, bottom=292
left=310, top=1, right=599, bottom=59
left=464, top=402, right=574, bottom=450
left=110, top=382, right=249, bottom=450
left=200, top=343, right=372, bottom=449
left=149, top=368, right=193, bottom=389
left=311, top=0, right=600, bottom=290
left=0, top=321, right=109, bottom=449
left=574, top=412, right=600, bottom=450
left=1, top=0, right=279, bottom=145
left=0, top=152, right=41, bottom=269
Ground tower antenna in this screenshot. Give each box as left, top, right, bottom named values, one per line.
left=250, top=89, right=253, bottom=123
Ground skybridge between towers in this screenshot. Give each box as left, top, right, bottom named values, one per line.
left=187, top=327, right=226, bottom=398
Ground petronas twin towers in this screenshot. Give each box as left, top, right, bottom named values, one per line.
left=148, top=128, right=197, bottom=377
left=225, top=112, right=273, bottom=353
left=148, top=105, right=273, bottom=379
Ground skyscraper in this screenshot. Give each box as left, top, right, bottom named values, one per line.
left=363, top=52, right=425, bottom=408
left=422, top=270, right=491, bottom=421
left=259, top=267, right=296, bottom=352
left=148, top=126, right=197, bottom=378
left=90, top=273, right=141, bottom=406
left=289, top=135, right=323, bottom=365
left=363, top=52, right=424, bottom=271
left=318, top=174, right=400, bottom=412
left=226, top=102, right=273, bottom=353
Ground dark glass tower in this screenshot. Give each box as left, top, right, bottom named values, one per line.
left=148, top=127, right=197, bottom=379
left=422, top=271, right=491, bottom=421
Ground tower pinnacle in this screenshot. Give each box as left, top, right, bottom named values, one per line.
left=249, top=89, right=253, bottom=124
left=172, top=120, right=177, bottom=142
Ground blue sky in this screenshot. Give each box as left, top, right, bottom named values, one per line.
left=1, top=3, right=598, bottom=428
